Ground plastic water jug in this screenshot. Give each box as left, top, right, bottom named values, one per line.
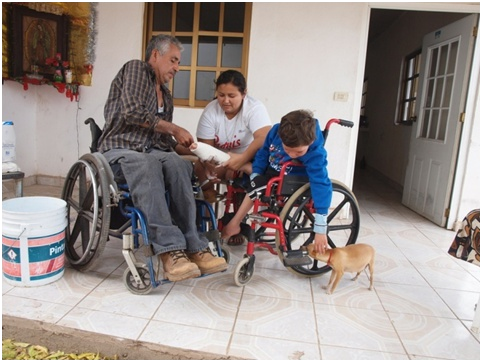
left=2, top=121, right=16, bottom=163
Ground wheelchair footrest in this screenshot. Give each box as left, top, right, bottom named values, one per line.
left=282, top=250, right=312, bottom=267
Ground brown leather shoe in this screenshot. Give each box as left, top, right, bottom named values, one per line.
left=188, top=248, right=228, bottom=274
left=159, top=250, right=201, bottom=282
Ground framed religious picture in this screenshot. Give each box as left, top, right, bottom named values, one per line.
left=10, top=4, right=68, bottom=79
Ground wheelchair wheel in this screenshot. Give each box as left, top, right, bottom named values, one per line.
left=61, top=153, right=112, bottom=271
left=234, top=256, right=255, bottom=286
left=220, top=246, right=231, bottom=264
left=123, top=262, right=153, bottom=295
left=276, top=180, right=360, bottom=277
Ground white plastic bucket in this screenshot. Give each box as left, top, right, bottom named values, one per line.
left=2, top=197, right=67, bottom=286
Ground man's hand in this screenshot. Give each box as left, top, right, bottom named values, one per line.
left=171, top=125, right=194, bottom=147
left=314, top=233, right=329, bottom=254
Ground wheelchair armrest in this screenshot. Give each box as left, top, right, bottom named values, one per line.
left=84, top=118, right=103, bottom=153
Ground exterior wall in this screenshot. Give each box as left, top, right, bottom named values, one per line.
left=2, top=2, right=479, bottom=226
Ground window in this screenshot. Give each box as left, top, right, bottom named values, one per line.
left=145, top=2, right=252, bottom=108
left=397, top=49, right=421, bottom=125
left=418, top=40, right=458, bottom=142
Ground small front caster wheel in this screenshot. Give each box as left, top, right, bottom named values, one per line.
left=234, top=256, right=255, bottom=286
left=123, top=262, right=153, bottom=295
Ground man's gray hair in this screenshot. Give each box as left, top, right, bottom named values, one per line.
left=145, top=35, right=183, bottom=61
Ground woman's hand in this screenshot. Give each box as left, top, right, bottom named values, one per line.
left=223, top=152, right=248, bottom=171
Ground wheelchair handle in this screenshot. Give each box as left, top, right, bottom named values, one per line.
left=323, top=118, right=353, bottom=144
left=338, top=119, right=354, bottom=128
left=325, top=118, right=354, bottom=130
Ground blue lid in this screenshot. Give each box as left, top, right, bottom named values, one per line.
left=3, top=121, right=14, bottom=125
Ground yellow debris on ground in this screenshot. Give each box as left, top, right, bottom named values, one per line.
left=2, top=339, right=117, bottom=360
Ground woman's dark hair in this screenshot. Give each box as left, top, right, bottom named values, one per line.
left=215, top=70, right=247, bottom=94
left=278, top=110, right=316, bottom=147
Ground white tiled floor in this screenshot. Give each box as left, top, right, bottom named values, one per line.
left=2, top=172, right=480, bottom=360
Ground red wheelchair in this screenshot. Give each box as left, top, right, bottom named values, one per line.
left=217, top=119, right=360, bottom=286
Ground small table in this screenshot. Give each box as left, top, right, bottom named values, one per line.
left=2, top=171, right=25, bottom=197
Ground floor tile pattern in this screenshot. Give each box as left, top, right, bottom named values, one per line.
left=2, top=172, right=480, bottom=359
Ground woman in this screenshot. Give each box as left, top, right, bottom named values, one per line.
left=195, top=70, right=271, bottom=245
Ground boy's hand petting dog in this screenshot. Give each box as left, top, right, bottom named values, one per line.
left=314, top=233, right=329, bottom=254
left=306, top=243, right=375, bottom=294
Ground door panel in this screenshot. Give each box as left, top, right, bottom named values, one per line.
left=402, top=14, right=477, bottom=226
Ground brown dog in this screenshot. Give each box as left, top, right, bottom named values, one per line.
left=306, top=243, right=375, bottom=294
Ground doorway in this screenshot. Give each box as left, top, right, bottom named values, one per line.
left=355, top=9, right=471, bottom=220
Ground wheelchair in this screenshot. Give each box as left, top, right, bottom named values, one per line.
left=224, top=118, right=361, bottom=286
left=61, top=118, right=229, bottom=295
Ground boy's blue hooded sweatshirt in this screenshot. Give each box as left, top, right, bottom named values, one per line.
left=252, top=121, right=332, bottom=214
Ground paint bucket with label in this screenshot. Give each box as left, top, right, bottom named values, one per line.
left=2, top=197, right=67, bottom=286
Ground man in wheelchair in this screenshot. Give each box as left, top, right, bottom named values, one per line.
left=97, top=35, right=227, bottom=282
left=221, top=109, right=333, bottom=255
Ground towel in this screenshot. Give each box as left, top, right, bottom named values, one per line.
left=2, top=162, right=20, bottom=173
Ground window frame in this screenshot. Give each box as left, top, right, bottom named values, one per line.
left=144, top=2, right=252, bottom=108
left=396, top=48, right=422, bottom=125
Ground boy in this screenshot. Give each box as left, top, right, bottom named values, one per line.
left=221, top=109, right=332, bottom=254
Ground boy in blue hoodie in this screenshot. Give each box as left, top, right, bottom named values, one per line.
left=221, top=109, right=332, bottom=254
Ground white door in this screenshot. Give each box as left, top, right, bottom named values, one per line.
left=402, top=14, right=478, bottom=227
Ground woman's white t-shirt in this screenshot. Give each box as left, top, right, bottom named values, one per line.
left=196, top=95, right=271, bottom=154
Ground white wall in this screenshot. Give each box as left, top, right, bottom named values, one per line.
left=248, top=2, right=369, bottom=185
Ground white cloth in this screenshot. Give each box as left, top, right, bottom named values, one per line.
left=2, top=162, right=20, bottom=173
left=190, top=142, right=230, bottom=165
left=196, top=95, right=271, bottom=154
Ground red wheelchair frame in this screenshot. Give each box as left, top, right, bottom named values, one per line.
left=216, top=118, right=360, bottom=286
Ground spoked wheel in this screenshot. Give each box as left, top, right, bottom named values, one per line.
left=61, top=153, right=113, bottom=271
left=123, top=262, right=153, bottom=295
left=234, top=256, right=255, bottom=286
left=275, top=180, right=360, bottom=277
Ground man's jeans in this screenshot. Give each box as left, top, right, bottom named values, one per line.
left=103, top=148, right=208, bottom=255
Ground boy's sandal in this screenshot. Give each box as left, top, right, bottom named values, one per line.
left=227, top=233, right=247, bottom=246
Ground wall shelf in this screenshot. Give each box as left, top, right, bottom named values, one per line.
left=4, top=76, right=80, bottom=101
